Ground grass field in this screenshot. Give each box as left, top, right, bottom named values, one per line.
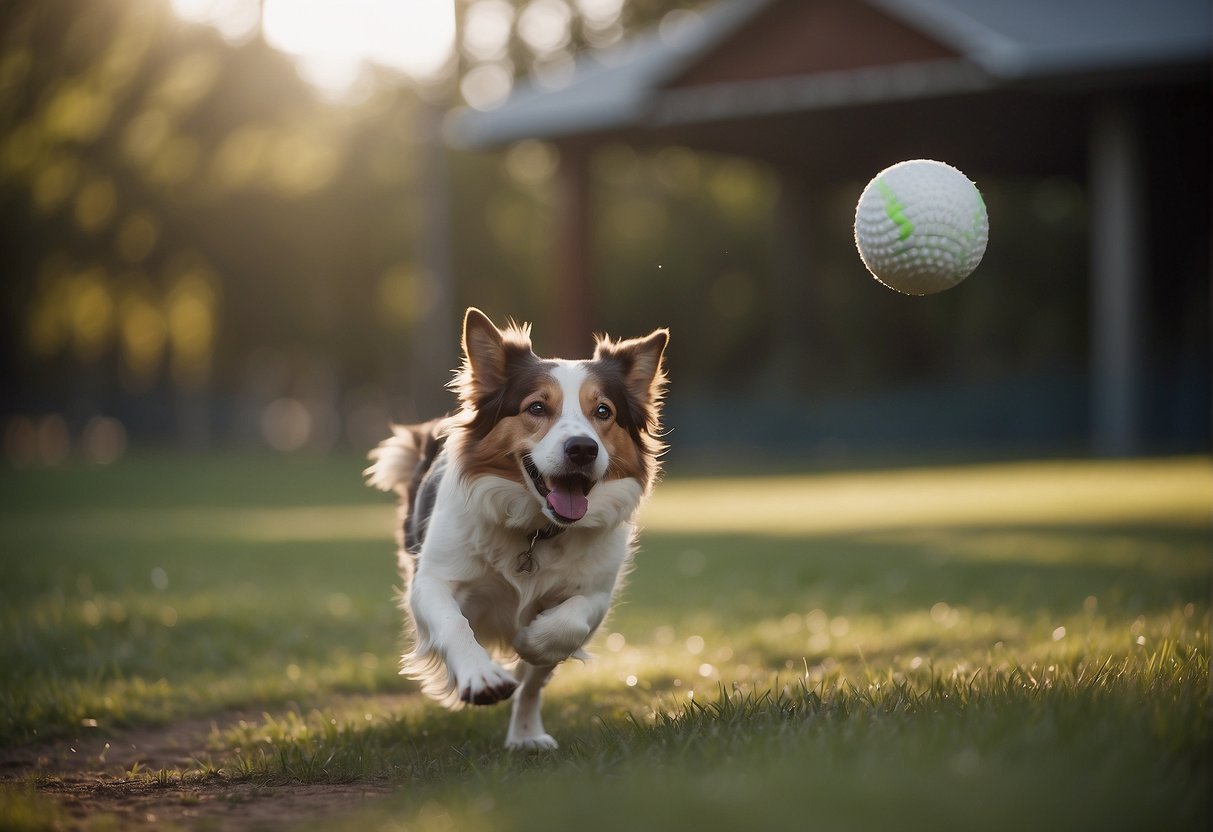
left=0, top=453, right=1209, bottom=830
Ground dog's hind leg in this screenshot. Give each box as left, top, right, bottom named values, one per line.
left=505, top=661, right=558, bottom=750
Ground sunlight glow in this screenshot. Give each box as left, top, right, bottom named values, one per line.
left=460, top=62, right=513, bottom=111
left=261, top=0, right=456, bottom=98
left=640, top=459, right=1213, bottom=537
left=169, top=0, right=456, bottom=99
left=170, top=0, right=260, bottom=45
left=518, top=0, right=572, bottom=55
left=463, top=0, right=515, bottom=62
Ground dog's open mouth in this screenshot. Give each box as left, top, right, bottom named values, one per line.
left=522, top=454, right=594, bottom=524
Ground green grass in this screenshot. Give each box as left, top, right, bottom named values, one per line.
left=0, top=453, right=1209, bottom=830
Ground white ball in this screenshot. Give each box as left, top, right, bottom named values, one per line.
left=854, top=159, right=988, bottom=295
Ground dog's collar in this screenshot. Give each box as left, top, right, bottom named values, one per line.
left=516, top=525, right=565, bottom=574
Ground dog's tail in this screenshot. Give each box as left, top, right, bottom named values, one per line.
left=364, top=420, right=446, bottom=550
left=364, top=424, right=424, bottom=498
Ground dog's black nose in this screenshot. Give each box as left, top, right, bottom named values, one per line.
left=564, top=436, right=599, bottom=467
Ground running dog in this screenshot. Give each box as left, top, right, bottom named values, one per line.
left=366, top=308, right=668, bottom=749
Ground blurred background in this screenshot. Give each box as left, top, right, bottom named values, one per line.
left=1, top=0, right=1209, bottom=472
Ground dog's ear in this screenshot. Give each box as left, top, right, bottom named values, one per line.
left=594, top=328, right=669, bottom=418
left=458, top=307, right=534, bottom=397
left=462, top=308, right=508, bottom=390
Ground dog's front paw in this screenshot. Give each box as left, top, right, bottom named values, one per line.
left=513, top=632, right=572, bottom=668
left=505, top=733, right=559, bottom=751
left=458, top=663, right=518, bottom=706
left=514, top=618, right=590, bottom=668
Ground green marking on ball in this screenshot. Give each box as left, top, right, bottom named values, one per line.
left=875, top=178, right=913, bottom=241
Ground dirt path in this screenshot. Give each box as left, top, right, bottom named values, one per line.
left=30, top=777, right=394, bottom=830
left=1, top=696, right=416, bottom=829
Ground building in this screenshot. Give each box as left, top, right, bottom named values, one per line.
left=453, top=0, right=1211, bottom=457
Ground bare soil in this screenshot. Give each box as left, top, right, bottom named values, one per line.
left=31, top=777, right=394, bottom=831
left=1, top=699, right=411, bottom=830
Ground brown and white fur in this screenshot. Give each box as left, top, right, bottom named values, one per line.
left=365, top=308, right=668, bottom=750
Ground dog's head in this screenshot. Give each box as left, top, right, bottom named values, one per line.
left=450, top=308, right=668, bottom=528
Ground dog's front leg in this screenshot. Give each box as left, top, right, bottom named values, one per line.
left=513, top=594, right=607, bottom=668
left=409, top=574, right=517, bottom=705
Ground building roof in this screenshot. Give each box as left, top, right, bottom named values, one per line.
left=452, top=0, right=772, bottom=147
left=873, top=0, right=1211, bottom=79
left=451, top=0, right=1211, bottom=148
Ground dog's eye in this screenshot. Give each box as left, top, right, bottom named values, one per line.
left=593, top=403, right=613, bottom=421
left=526, top=401, right=546, bottom=417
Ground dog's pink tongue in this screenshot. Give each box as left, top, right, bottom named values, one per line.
left=547, top=487, right=588, bottom=521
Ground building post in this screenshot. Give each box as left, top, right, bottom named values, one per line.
left=410, top=99, right=457, bottom=420
left=769, top=168, right=816, bottom=387
left=1089, top=98, right=1145, bottom=457
left=553, top=142, right=595, bottom=358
